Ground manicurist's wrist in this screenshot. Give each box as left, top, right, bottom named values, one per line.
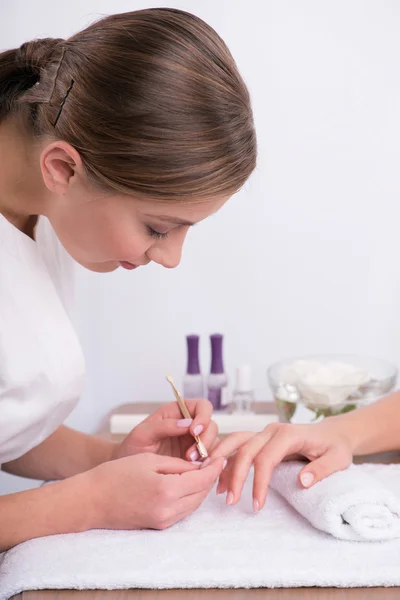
left=83, top=434, right=119, bottom=469
left=107, top=439, right=120, bottom=462
left=78, top=462, right=109, bottom=531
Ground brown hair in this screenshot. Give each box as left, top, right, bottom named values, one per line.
left=0, top=8, right=256, bottom=201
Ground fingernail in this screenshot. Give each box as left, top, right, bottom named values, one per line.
left=193, top=424, right=203, bottom=436
left=216, top=483, right=223, bottom=495
left=216, top=437, right=221, bottom=443
left=226, top=491, right=234, bottom=506
left=192, top=461, right=202, bottom=465
left=253, top=499, right=260, bottom=513
left=222, top=459, right=228, bottom=470
left=300, top=472, right=314, bottom=488
left=177, top=418, right=193, bottom=428
left=190, top=450, right=199, bottom=462
left=200, top=457, right=211, bottom=469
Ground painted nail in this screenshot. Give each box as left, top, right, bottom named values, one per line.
left=300, top=472, right=315, bottom=488
left=177, top=418, right=193, bottom=428
left=222, top=459, right=228, bottom=470
left=200, top=457, right=211, bottom=469
left=190, top=450, right=200, bottom=462
left=226, top=491, right=234, bottom=506
left=193, top=424, right=203, bottom=436
left=253, top=499, right=260, bottom=513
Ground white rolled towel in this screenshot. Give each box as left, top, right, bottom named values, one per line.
left=270, top=461, right=400, bottom=541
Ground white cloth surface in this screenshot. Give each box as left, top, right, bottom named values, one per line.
left=2, top=463, right=400, bottom=597
left=270, top=461, right=400, bottom=541
left=0, top=213, right=85, bottom=466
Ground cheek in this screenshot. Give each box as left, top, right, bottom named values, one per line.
left=50, top=209, right=149, bottom=262
left=110, top=233, right=149, bottom=260
left=105, top=220, right=152, bottom=260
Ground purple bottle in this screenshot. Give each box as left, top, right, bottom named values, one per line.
left=207, top=334, right=229, bottom=410
left=183, top=335, right=204, bottom=399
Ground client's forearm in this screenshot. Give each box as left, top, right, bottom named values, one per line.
left=328, top=390, right=400, bottom=456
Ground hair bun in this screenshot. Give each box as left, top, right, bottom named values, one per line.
left=16, top=38, right=64, bottom=78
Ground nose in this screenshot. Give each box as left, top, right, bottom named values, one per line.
left=147, top=242, right=183, bottom=269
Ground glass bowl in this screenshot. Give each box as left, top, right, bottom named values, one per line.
left=268, top=354, right=397, bottom=424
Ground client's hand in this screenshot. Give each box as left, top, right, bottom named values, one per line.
left=210, top=420, right=353, bottom=511
left=114, top=400, right=218, bottom=463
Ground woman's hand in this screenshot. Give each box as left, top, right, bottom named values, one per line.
left=211, top=420, right=353, bottom=511
left=0, top=444, right=226, bottom=552
left=113, top=400, right=218, bottom=463
left=88, top=452, right=226, bottom=530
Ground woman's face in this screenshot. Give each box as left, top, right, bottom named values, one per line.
left=41, top=143, right=229, bottom=273
left=48, top=189, right=228, bottom=273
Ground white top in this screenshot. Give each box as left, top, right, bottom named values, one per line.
left=0, top=213, right=85, bottom=465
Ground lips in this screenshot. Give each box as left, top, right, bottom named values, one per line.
left=120, top=261, right=138, bottom=270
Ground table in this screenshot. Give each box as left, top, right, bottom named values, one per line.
left=11, top=589, right=400, bottom=599
left=14, top=403, right=400, bottom=600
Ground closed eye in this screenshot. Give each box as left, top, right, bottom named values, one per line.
left=147, top=226, right=169, bottom=240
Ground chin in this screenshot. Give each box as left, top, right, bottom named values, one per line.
left=79, top=260, right=120, bottom=273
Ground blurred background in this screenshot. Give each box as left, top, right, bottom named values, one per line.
left=1, top=0, right=400, bottom=492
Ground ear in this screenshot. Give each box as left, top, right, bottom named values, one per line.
left=40, top=141, right=83, bottom=194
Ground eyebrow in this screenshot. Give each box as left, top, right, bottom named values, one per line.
left=146, top=214, right=196, bottom=227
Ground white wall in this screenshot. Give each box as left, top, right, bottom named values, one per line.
left=2, top=1, right=400, bottom=491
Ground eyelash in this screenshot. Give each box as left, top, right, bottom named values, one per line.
left=147, top=226, right=169, bottom=240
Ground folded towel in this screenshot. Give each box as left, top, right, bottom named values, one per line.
left=270, top=461, right=400, bottom=541
left=2, top=463, right=400, bottom=598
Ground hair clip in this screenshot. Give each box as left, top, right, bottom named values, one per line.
left=52, top=78, right=74, bottom=127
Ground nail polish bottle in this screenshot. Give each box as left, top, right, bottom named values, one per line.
left=207, top=333, right=229, bottom=410
left=183, top=335, right=204, bottom=399
left=232, top=365, right=254, bottom=413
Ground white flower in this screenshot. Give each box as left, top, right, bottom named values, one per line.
left=279, top=360, right=370, bottom=408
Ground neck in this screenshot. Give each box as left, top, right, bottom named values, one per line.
left=0, top=113, right=50, bottom=235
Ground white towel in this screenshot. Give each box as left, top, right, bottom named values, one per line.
left=270, top=461, right=400, bottom=541
left=2, top=463, right=400, bottom=598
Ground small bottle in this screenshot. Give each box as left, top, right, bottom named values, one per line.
left=183, top=335, right=204, bottom=399
left=207, top=333, right=229, bottom=410
left=232, top=365, right=254, bottom=413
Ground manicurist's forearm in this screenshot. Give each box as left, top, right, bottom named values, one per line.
left=0, top=470, right=96, bottom=552
left=2, top=425, right=118, bottom=480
